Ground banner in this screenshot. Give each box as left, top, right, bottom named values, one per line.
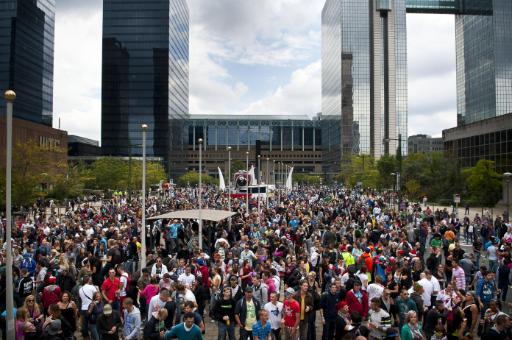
left=285, top=166, right=294, bottom=190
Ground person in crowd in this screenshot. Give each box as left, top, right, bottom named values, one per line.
left=320, top=280, right=340, bottom=340
left=212, top=286, right=236, bottom=340
left=97, top=304, right=122, bottom=340
left=122, top=297, right=141, bottom=340
left=264, top=292, right=283, bottom=340
left=164, top=312, right=203, bottom=340
left=400, top=311, right=425, bottom=340
left=235, top=286, right=261, bottom=340
left=87, top=291, right=104, bottom=340
left=282, top=288, right=300, bottom=340
left=252, top=309, right=272, bottom=340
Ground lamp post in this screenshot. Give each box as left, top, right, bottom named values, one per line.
left=390, top=172, right=396, bottom=210
left=246, top=151, right=249, bottom=216
left=504, top=172, right=512, bottom=222
left=227, top=146, right=232, bottom=228
left=198, top=138, right=203, bottom=250
left=257, top=155, right=261, bottom=222
left=4, top=90, right=15, bottom=339
left=141, top=124, right=148, bottom=270
left=383, top=133, right=402, bottom=205
left=266, top=157, right=270, bottom=209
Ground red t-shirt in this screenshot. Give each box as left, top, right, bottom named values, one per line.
left=283, top=299, right=300, bottom=327
left=101, top=277, right=120, bottom=301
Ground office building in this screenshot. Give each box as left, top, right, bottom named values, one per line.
left=101, top=0, right=189, bottom=173
left=68, top=135, right=101, bottom=158
left=322, top=0, right=512, bottom=173
left=0, top=0, right=55, bottom=125
left=177, top=114, right=323, bottom=180
left=407, top=134, right=443, bottom=154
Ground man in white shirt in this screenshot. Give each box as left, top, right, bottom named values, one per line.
left=417, top=271, right=435, bottom=308
left=79, top=276, right=98, bottom=338
left=151, top=258, right=169, bottom=278
left=368, top=297, right=391, bottom=339
left=367, top=276, right=385, bottom=301
left=178, top=266, right=196, bottom=288
left=147, top=289, right=171, bottom=320
left=264, top=292, right=283, bottom=339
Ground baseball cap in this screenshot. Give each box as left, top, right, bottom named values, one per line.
left=285, top=287, right=295, bottom=295
left=103, top=304, right=113, bottom=315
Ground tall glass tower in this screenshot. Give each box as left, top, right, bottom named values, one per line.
left=322, top=0, right=407, bottom=171
left=322, top=0, right=512, bottom=171
left=101, top=0, right=189, bottom=171
left=0, top=0, right=55, bottom=126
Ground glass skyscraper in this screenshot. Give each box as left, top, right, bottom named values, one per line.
left=101, top=0, right=189, bottom=172
left=0, top=0, right=55, bottom=126
left=322, top=0, right=407, bottom=172
left=322, top=0, right=512, bottom=171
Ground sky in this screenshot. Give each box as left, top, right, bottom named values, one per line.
left=52, top=0, right=457, bottom=142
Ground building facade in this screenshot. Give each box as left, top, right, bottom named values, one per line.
left=0, top=0, right=55, bottom=125
left=407, top=134, right=443, bottom=154
left=321, top=0, right=512, bottom=171
left=321, top=0, right=407, bottom=174
left=101, top=0, right=189, bottom=172
left=176, top=115, right=323, bottom=180
left=443, top=112, right=512, bottom=173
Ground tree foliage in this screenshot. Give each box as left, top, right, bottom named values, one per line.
left=337, top=155, right=379, bottom=188
left=230, top=159, right=246, bottom=175
left=463, top=159, right=502, bottom=208
left=293, top=173, right=321, bottom=185
left=177, top=171, right=216, bottom=186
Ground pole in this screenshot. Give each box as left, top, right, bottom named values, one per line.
left=246, top=151, right=249, bottom=216
left=266, top=158, right=269, bottom=209
left=397, top=133, right=402, bottom=207
left=198, top=138, right=203, bottom=250
left=227, top=146, right=232, bottom=228
left=128, top=146, right=132, bottom=201
left=4, top=90, right=15, bottom=339
left=140, top=124, right=147, bottom=270
left=257, top=155, right=261, bottom=224
left=507, top=180, right=510, bottom=222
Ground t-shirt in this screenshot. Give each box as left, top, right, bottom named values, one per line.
left=102, top=277, right=121, bottom=302
left=245, top=300, right=257, bottom=331
left=369, top=308, right=391, bottom=339
left=164, top=323, right=202, bottom=340
left=283, top=299, right=300, bottom=327
left=264, top=301, right=283, bottom=330
left=79, top=284, right=98, bottom=311
left=367, top=283, right=384, bottom=301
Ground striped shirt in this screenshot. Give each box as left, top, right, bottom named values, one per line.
left=452, top=266, right=466, bottom=290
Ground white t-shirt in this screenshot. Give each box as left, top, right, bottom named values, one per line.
left=417, top=278, right=434, bottom=307
left=119, top=272, right=129, bottom=297
left=79, top=284, right=98, bottom=311
left=178, top=273, right=196, bottom=287
left=369, top=308, right=390, bottom=339
left=367, top=283, right=384, bottom=301
left=151, top=264, right=168, bottom=277
left=264, top=301, right=284, bottom=330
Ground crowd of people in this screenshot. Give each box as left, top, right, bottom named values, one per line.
left=1, top=185, right=512, bottom=340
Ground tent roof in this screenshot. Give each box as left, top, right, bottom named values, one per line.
left=148, top=209, right=236, bottom=222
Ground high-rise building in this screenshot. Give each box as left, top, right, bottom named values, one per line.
left=322, top=0, right=512, bottom=172
left=0, top=0, right=55, bottom=126
left=101, top=0, right=189, bottom=173
left=321, top=0, right=407, bottom=175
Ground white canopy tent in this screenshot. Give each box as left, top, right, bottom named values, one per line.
left=148, top=209, right=237, bottom=222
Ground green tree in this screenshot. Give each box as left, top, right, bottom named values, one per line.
left=463, top=159, right=502, bottom=208
left=231, top=159, right=246, bottom=175
left=178, top=171, right=215, bottom=186
left=293, top=173, right=321, bottom=185
left=337, top=155, right=379, bottom=188
left=377, top=155, right=397, bottom=189
left=405, top=179, right=422, bottom=200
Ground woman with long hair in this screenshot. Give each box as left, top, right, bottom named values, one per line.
left=57, top=291, right=78, bottom=335
left=15, top=308, right=37, bottom=340
left=22, top=295, right=43, bottom=336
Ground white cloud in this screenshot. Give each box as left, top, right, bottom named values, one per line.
left=53, top=9, right=102, bottom=141
left=237, top=61, right=321, bottom=116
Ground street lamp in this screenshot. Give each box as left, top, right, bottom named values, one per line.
left=198, top=138, right=203, bottom=250
left=141, top=124, right=148, bottom=271
left=383, top=133, right=403, bottom=204
left=4, top=90, right=15, bottom=339
left=266, top=157, right=270, bottom=209
left=504, top=172, right=512, bottom=222
left=227, top=146, right=232, bottom=228
left=246, top=151, right=249, bottom=216
left=257, top=155, right=261, bottom=222
left=390, top=172, right=396, bottom=210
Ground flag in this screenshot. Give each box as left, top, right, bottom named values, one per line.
left=285, top=166, right=294, bottom=190
left=218, top=167, right=226, bottom=191
left=248, top=165, right=257, bottom=185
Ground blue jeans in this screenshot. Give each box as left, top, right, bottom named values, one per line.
left=218, top=321, right=235, bottom=340
left=89, top=322, right=100, bottom=340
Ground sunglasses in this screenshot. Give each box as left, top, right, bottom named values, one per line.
left=27, top=299, right=34, bottom=302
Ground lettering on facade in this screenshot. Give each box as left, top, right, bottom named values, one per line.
left=39, top=136, right=61, bottom=151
